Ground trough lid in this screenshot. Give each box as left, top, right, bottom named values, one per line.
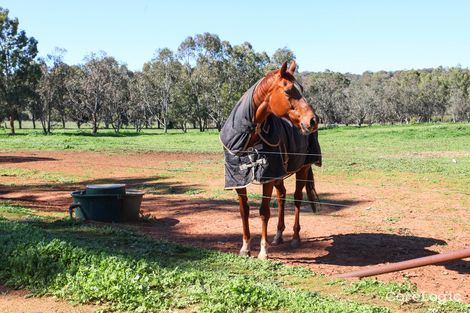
left=86, top=184, right=126, bottom=190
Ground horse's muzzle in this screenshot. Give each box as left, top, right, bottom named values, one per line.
left=300, top=122, right=315, bottom=135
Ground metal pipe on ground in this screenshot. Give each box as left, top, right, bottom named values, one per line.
left=335, top=247, right=470, bottom=279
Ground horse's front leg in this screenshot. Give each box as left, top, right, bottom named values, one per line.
left=258, top=182, right=274, bottom=259
left=236, top=188, right=251, bottom=256
left=292, top=167, right=308, bottom=248
left=271, top=180, right=286, bottom=246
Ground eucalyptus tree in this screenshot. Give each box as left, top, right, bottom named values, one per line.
left=448, top=87, right=470, bottom=121
left=66, top=53, right=127, bottom=134
left=143, top=48, right=181, bottom=132
left=306, top=71, right=350, bottom=124
left=102, top=62, right=131, bottom=132
left=128, top=72, right=151, bottom=132
left=169, top=76, right=195, bottom=132
left=0, top=7, right=38, bottom=134
left=225, top=42, right=270, bottom=103
left=193, top=33, right=231, bottom=131
left=416, top=70, right=448, bottom=122
left=348, top=73, right=374, bottom=126
left=177, top=33, right=234, bottom=131
left=177, top=36, right=206, bottom=130
left=271, top=47, right=295, bottom=69
left=36, top=48, right=70, bottom=133
left=445, top=67, right=470, bottom=121
left=65, top=65, right=88, bottom=128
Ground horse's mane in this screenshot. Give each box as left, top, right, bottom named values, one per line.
left=255, top=69, right=296, bottom=99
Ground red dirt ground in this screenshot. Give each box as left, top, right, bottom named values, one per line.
left=0, top=150, right=469, bottom=310
left=0, top=285, right=98, bottom=313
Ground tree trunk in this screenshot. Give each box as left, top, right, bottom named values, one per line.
left=62, top=117, right=66, bottom=129
left=18, top=117, right=22, bottom=129
left=47, top=109, right=51, bottom=134
left=92, top=113, right=98, bottom=134
left=40, top=116, right=47, bottom=134
left=9, top=116, right=15, bottom=135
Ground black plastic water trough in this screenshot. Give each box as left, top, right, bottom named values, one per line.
left=69, top=184, right=144, bottom=222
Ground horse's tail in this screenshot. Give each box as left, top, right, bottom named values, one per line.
left=305, top=166, right=320, bottom=213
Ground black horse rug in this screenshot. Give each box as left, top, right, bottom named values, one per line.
left=220, top=83, right=321, bottom=189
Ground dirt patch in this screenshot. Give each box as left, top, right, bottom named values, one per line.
left=0, top=285, right=99, bottom=313
left=0, top=150, right=469, bottom=304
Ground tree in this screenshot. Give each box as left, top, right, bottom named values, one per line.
left=348, top=73, right=374, bottom=126
left=225, top=42, right=270, bottom=109
left=306, top=71, right=350, bottom=124
left=66, top=53, right=127, bottom=134
left=143, top=48, right=181, bottom=133
left=36, top=48, right=70, bottom=134
left=178, top=33, right=230, bottom=131
left=271, top=47, right=295, bottom=69
left=0, top=7, right=38, bottom=134
left=178, top=36, right=207, bottom=131
left=128, top=72, right=151, bottom=132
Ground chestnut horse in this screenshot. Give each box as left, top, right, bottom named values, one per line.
left=232, top=61, right=319, bottom=259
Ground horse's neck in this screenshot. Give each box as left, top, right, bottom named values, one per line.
left=246, top=76, right=273, bottom=147
left=252, top=76, right=273, bottom=124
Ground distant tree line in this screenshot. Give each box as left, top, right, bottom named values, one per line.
left=1, top=7, right=469, bottom=135
left=300, top=68, right=470, bottom=125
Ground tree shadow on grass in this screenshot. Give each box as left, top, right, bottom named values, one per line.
left=58, top=131, right=179, bottom=138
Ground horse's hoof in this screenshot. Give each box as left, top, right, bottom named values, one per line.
left=290, top=238, right=301, bottom=249
left=258, top=251, right=268, bottom=260
left=239, top=249, right=251, bottom=257
left=271, top=236, right=284, bottom=246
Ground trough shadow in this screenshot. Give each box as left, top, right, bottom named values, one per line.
left=0, top=175, right=204, bottom=212
left=0, top=155, right=57, bottom=163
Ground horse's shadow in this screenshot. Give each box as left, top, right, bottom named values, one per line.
left=278, top=233, right=470, bottom=275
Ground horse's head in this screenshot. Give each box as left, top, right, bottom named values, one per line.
left=264, top=61, right=318, bottom=134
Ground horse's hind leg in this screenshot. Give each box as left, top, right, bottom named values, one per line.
left=305, top=166, right=318, bottom=213
left=292, top=167, right=308, bottom=248
left=272, top=180, right=286, bottom=246
left=258, top=182, right=274, bottom=259
left=236, top=188, right=251, bottom=256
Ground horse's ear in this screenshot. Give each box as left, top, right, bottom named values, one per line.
left=288, top=60, right=296, bottom=74
left=280, top=61, right=288, bottom=77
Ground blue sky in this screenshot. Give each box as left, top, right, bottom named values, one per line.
left=3, top=0, right=470, bottom=73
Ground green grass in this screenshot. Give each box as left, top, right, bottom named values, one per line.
left=0, top=128, right=222, bottom=153
left=0, top=166, right=85, bottom=183
left=2, top=123, right=469, bottom=191
left=0, top=203, right=390, bottom=313
left=1, top=202, right=468, bottom=312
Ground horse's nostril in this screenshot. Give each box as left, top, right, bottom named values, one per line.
left=310, top=117, right=316, bottom=128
